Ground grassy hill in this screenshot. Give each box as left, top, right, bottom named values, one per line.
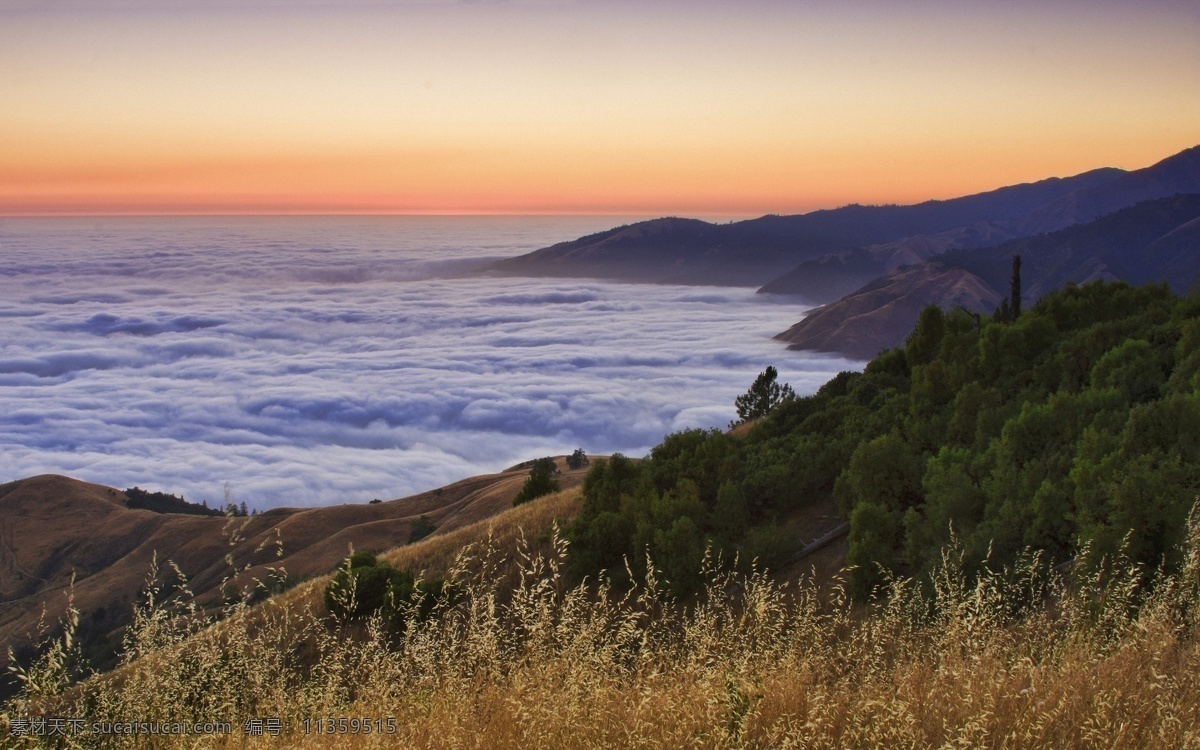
left=0, top=457, right=592, bottom=683
left=6, top=460, right=1199, bottom=748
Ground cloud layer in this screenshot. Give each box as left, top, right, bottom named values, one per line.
left=0, top=216, right=860, bottom=509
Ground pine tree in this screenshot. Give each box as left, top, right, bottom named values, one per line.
left=733, top=366, right=796, bottom=424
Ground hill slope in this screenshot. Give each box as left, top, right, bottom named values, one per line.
left=0, top=458, right=591, bottom=674
left=569, top=279, right=1200, bottom=603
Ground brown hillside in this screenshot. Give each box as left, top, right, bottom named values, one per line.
left=0, top=457, right=591, bottom=668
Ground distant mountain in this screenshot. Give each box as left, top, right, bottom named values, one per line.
left=761, top=146, right=1200, bottom=300
left=484, top=216, right=858, bottom=287
left=483, top=165, right=1127, bottom=290
left=756, top=222, right=1027, bottom=300
left=1016, top=146, right=1200, bottom=234
left=0, top=460, right=590, bottom=684
left=777, top=194, right=1200, bottom=359
left=484, top=146, right=1200, bottom=307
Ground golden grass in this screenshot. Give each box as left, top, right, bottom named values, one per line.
left=6, top=500, right=1200, bottom=749
left=1, top=466, right=562, bottom=670
left=380, top=486, right=582, bottom=579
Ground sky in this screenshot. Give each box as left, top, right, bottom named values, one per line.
left=1, top=0, right=1198, bottom=216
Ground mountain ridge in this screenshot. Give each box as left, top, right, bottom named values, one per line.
left=777, top=194, right=1200, bottom=359
left=761, top=146, right=1200, bottom=301
left=483, top=146, right=1200, bottom=317
left=483, top=164, right=1133, bottom=291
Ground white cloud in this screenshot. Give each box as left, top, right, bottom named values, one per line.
left=0, top=216, right=862, bottom=508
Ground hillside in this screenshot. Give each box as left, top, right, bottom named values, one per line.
left=567, top=279, right=1200, bottom=602
left=0, top=457, right=592, bottom=678
left=778, top=194, right=1200, bottom=359
left=773, top=263, right=1002, bottom=360
left=483, top=216, right=859, bottom=288
left=755, top=221, right=1026, bottom=300
left=1016, top=145, right=1200, bottom=234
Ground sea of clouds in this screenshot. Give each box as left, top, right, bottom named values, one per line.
left=0, top=216, right=861, bottom=509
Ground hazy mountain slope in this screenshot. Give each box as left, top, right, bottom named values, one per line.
left=757, top=221, right=1021, bottom=300
left=774, top=264, right=1003, bottom=360
left=932, top=195, right=1200, bottom=297
left=761, top=147, right=1200, bottom=299
left=1137, top=217, right=1200, bottom=283
left=484, top=167, right=1125, bottom=290
left=1017, top=145, right=1200, bottom=234
left=483, top=147, right=1198, bottom=301
left=778, top=194, right=1200, bottom=358
left=0, top=459, right=591, bottom=674
left=484, top=216, right=859, bottom=287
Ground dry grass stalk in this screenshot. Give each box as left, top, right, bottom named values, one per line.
left=4, top=496, right=1200, bottom=749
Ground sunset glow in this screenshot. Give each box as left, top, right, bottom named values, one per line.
left=2, top=0, right=1198, bottom=216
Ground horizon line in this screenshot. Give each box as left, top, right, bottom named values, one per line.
left=0, top=209, right=764, bottom=220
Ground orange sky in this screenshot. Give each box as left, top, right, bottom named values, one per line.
left=2, top=1, right=1198, bottom=217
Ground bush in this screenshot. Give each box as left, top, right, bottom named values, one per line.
left=408, top=515, right=437, bottom=544
left=564, top=282, right=1200, bottom=601
left=323, top=552, right=448, bottom=627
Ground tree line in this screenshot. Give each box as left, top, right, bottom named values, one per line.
left=568, top=279, right=1200, bottom=598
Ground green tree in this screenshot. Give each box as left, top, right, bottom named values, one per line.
left=834, top=432, right=923, bottom=515
left=847, top=501, right=900, bottom=599
left=907, top=446, right=987, bottom=569
left=710, top=481, right=748, bottom=542
left=733, top=366, right=796, bottom=424
left=560, top=280, right=1200, bottom=602
left=568, top=510, right=633, bottom=580
left=513, top=458, right=561, bottom=506
left=1010, top=254, right=1022, bottom=320
left=652, top=516, right=704, bottom=596
left=905, top=305, right=946, bottom=368
left=1091, top=338, right=1165, bottom=403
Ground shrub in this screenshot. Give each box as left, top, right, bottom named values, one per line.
left=323, top=552, right=448, bottom=628
left=408, top=515, right=437, bottom=544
